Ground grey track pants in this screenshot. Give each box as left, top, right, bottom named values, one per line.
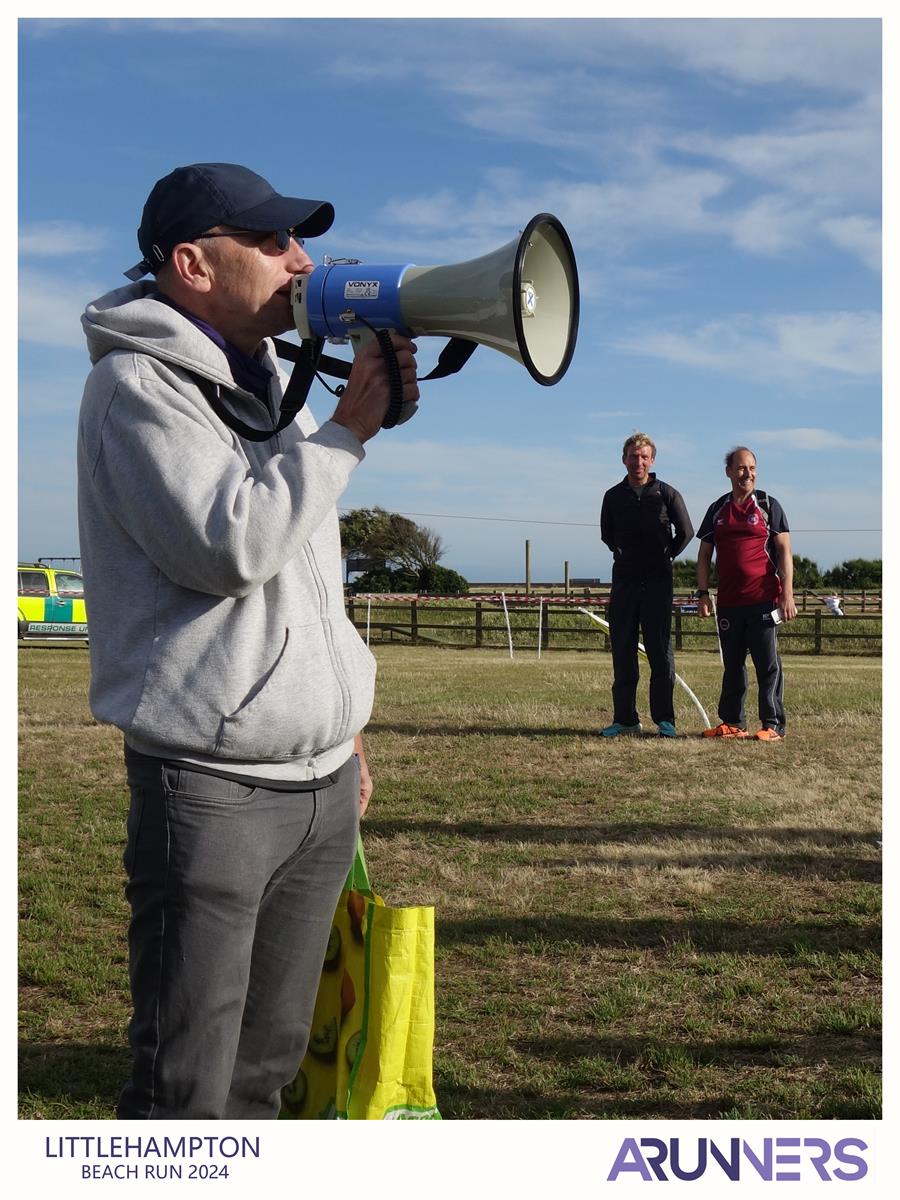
left=715, top=603, right=786, bottom=734
left=119, top=745, right=360, bottom=1119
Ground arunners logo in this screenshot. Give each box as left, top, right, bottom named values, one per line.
left=607, top=1137, right=869, bottom=1182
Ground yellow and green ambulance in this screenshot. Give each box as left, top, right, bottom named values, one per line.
left=17, top=562, right=88, bottom=641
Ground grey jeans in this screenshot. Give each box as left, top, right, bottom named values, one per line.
left=119, top=746, right=360, bottom=1119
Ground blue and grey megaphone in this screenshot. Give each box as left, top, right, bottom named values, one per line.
left=290, top=213, right=579, bottom=391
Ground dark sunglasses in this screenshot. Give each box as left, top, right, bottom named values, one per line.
left=194, top=228, right=305, bottom=251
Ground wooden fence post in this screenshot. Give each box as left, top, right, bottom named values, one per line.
left=541, top=600, right=551, bottom=649
left=410, top=599, right=418, bottom=645
left=347, top=597, right=355, bottom=627
left=674, top=605, right=682, bottom=651
left=814, top=609, right=822, bottom=655
left=475, top=601, right=483, bottom=648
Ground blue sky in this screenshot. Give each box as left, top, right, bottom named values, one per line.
left=18, top=16, right=882, bottom=582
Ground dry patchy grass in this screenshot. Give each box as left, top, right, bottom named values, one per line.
left=19, top=644, right=881, bottom=1119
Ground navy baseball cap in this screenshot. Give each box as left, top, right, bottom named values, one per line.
left=124, top=163, right=335, bottom=280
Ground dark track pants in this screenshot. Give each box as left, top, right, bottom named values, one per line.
left=608, top=573, right=675, bottom=726
left=715, top=603, right=786, bottom=734
left=119, top=746, right=360, bottom=1120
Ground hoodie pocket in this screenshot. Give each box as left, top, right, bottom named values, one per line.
left=214, top=621, right=372, bottom=761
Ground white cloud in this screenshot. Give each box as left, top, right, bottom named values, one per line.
left=19, top=268, right=102, bottom=349
left=361, top=164, right=733, bottom=267
left=820, top=215, right=881, bottom=273
left=674, top=102, right=880, bottom=209
left=19, top=221, right=110, bottom=257
left=613, top=311, right=881, bottom=381
left=748, top=428, right=880, bottom=453
left=19, top=369, right=89, bottom=417
left=348, top=437, right=602, bottom=522
left=358, top=114, right=878, bottom=271
left=601, top=17, right=880, bottom=96
left=773, top=312, right=881, bottom=376
left=727, top=194, right=809, bottom=256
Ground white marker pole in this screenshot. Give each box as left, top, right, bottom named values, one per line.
left=501, top=592, right=514, bottom=659
left=578, top=607, right=711, bottom=729
left=711, top=594, right=724, bottom=665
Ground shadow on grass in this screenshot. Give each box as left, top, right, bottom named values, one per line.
left=19, top=1042, right=126, bottom=1117
left=434, top=1084, right=879, bottom=1121
left=368, top=722, right=638, bottom=738
left=515, top=1030, right=881, bottom=1071
left=366, top=818, right=879, bottom=847
left=435, top=913, right=881, bottom=956
left=433, top=1081, right=727, bottom=1119
left=435, top=1031, right=882, bottom=1119
left=365, top=819, right=881, bottom=882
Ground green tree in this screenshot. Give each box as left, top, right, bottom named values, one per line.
left=339, top=506, right=421, bottom=569
left=792, top=556, right=822, bottom=588
left=338, top=508, right=385, bottom=560
left=822, top=559, right=882, bottom=590
left=672, top=558, right=717, bottom=588
left=349, top=564, right=469, bottom=595
left=340, top=507, right=466, bottom=592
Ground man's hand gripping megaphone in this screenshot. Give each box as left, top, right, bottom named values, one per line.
left=329, top=326, right=420, bottom=443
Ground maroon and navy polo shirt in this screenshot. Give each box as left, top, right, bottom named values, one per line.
left=697, top=491, right=789, bottom=607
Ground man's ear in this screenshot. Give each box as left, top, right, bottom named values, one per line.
left=168, top=242, right=213, bottom=294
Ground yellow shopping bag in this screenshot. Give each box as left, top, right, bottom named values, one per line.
left=279, top=839, right=440, bottom=1120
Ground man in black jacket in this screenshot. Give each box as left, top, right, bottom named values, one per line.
left=600, top=433, right=693, bottom=738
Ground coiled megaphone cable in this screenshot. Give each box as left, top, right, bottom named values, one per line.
left=320, top=313, right=415, bottom=429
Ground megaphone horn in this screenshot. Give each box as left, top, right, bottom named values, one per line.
left=291, top=213, right=579, bottom=387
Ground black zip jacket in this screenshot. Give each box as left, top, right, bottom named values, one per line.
left=600, top=474, right=694, bottom=580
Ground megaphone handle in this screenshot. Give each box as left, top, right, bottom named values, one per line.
left=350, top=326, right=405, bottom=429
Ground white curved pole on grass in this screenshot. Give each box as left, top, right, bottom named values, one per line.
left=711, top=593, right=724, bottom=666
left=577, top=607, right=711, bottom=730
left=500, top=592, right=514, bottom=659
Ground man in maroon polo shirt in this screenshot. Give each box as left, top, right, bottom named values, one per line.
left=696, top=446, right=797, bottom=741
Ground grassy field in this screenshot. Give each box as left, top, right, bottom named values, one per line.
left=19, top=643, right=881, bottom=1119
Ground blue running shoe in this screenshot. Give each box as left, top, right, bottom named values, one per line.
left=600, top=722, right=642, bottom=738
left=657, top=721, right=677, bottom=738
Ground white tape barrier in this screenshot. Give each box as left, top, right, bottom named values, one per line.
left=577, top=608, right=712, bottom=730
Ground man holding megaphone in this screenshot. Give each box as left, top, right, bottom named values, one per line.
left=78, top=162, right=419, bottom=1119
left=78, top=161, right=578, bottom=1120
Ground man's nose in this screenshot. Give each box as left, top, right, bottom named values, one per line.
left=286, top=238, right=314, bottom=273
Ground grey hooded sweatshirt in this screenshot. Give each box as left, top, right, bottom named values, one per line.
left=77, top=282, right=375, bottom=780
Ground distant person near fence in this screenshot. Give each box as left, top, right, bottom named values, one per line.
left=599, top=432, right=693, bottom=739
left=696, top=446, right=796, bottom=742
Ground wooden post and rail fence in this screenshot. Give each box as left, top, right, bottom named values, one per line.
left=345, top=587, right=882, bottom=655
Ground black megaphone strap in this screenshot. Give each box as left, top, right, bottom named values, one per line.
left=192, top=334, right=479, bottom=442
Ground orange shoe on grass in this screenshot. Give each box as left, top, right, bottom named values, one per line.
left=702, top=723, right=749, bottom=739
left=754, top=728, right=785, bottom=742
